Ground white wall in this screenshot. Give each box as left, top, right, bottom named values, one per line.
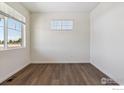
left=90, top=3, right=124, bottom=85
left=31, top=13, right=90, bottom=63
left=0, top=3, right=30, bottom=83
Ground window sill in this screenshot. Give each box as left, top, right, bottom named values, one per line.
left=0, top=47, right=26, bottom=52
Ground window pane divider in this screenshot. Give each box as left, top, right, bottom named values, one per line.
left=8, top=28, right=21, bottom=32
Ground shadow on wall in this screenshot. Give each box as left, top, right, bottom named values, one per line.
left=31, top=48, right=56, bottom=62
left=31, top=47, right=85, bottom=63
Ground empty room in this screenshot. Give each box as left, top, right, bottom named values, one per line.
left=0, top=1, right=124, bottom=86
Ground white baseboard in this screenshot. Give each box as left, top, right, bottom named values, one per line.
left=91, top=61, right=120, bottom=85
left=30, top=61, right=90, bottom=64
left=0, top=62, right=29, bottom=84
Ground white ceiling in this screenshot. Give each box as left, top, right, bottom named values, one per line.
left=21, top=2, right=99, bottom=13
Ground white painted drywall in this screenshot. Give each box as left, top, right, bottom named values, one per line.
left=21, top=2, right=98, bottom=13
left=0, top=2, right=30, bottom=83
left=90, top=3, right=124, bottom=85
left=31, top=13, right=90, bottom=63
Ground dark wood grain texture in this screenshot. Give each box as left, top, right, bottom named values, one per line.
left=1, top=63, right=118, bottom=85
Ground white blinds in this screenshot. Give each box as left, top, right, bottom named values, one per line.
left=0, top=2, right=25, bottom=23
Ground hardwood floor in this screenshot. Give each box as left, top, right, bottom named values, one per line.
left=1, top=63, right=118, bottom=85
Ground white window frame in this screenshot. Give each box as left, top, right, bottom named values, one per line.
left=0, top=13, right=26, bottom=51
left=51, top=19, right=73, bottom=31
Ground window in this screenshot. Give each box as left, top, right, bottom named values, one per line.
left=51, top=20, right=73, bottom=31
left=0, top=3, right=26, bottom=50
left=8, top=18, right=22, bottom=48
left=0, top=14, right=25, bottom=50
left=62, top=21, right=73, bottom=30
left=0, top=14, right=4, bottom=50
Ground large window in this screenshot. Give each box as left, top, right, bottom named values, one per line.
left=0, top=14, right=25, bottom=50
left=51, top=20, right=73, bottom=31
left=8, top=18, right=22, bottom=48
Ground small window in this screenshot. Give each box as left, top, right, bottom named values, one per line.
left=51, top=20, right=73, bottom=31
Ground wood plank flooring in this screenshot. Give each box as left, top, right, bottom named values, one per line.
left=1, top=63, right=118, bottom=85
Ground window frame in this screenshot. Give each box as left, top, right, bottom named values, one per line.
left=0, top=13, right=26, bottom=51
left=51, top=19, right=74, bottom=31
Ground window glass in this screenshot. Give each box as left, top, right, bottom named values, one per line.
left=7, top=18, right=22, bottom=48
left=51, top=20, right=61, bottom=30
left=51, top=20, right=73, bottom=31
left=62, top=21, right=73, bottom=30
left=62, top=21, right=73, bottom=26
left=0, top=16, right=4, bottom=50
